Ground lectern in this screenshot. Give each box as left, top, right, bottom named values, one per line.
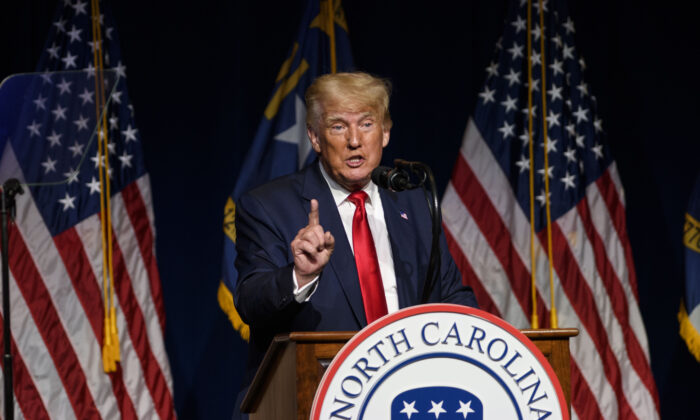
left=241, top=329, right=578, bottom=419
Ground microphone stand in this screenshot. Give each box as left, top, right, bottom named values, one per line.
left=394, top=160, right=441, bottom=304
left=1, top=178, right=23, bottom=420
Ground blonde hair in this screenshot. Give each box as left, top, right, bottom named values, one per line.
left=305, top=72, right=392, bottom=131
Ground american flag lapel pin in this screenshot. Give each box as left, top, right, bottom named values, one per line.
left=400, top=211, right=408, bottom=220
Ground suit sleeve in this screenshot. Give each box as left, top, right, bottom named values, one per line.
left=233, top=192, right=302, bottom=328
left=437, top=224, right=479, bottom=308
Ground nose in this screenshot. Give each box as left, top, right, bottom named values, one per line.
left=347, top=126, right=360, bottom=149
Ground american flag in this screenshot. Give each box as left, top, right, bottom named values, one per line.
left=0, top=1, right=175, bottom=418
left=441, top=0, right=660, bottom=418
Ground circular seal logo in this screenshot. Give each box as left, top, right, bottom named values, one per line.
left=311, top=304, right=568, bottom=420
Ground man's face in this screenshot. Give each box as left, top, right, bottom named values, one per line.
left=307, top=103, right=390, bottom=192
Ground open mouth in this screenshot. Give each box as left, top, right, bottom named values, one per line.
left=346, top=156, right=364, bottom=167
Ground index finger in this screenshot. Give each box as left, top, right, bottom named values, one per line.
left=308, top=199, right=320, bottom=226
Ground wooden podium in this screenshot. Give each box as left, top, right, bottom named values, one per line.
left=241, top=329, right=578, bottom=419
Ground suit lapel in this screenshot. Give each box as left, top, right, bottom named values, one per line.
left=380, top=189, right=421, bottom=309
left=302, top=163, right=366, bottom=326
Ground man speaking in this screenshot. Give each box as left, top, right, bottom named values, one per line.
left=234, top=72, right=478, bottom=385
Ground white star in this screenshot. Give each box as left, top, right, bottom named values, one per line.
left=72, top=0, right=88, bottom=15
left=68, top=141, right=85, bottom=157
left=504, top=69, right=521, bottom=86
left=58, top=192, right=77, bottom=211
left=531, top=24, right=542, bottom=41
left=533, top=0, right=549, bottom=12
left=562, top=45, right=575, bottom=61
left=274, top=95, right=310, bottom=169
left=495, top=36, right=503, bottom=50
left=47, top=130, right=62, bottom=147
left=57, top=77, right=72, bottom=94
left=87, top=39, right=102, bottom=52
left=538, top=165, right=554, bottom=179
left=508, top=42, right=524, bottom=59
left=565, top=122, right=576, bottom=136
left=529, top=78, right=540, bottom=92
left=64, top=168, right=79, bottom=184
left=530, top=51, right=541, bottom=66
left=548, top=84, right=562, bottom=102
left=66, top=25, right=82, bottom=43
left=591, top=143, right=604, bottom=159
left=594, top=117, right=603, bottom=132
left=501, top=95, right=518, bottom=112
left=478, top=86, right=496, bottom=104
left=485, top=61, right=499, bottom=78
left=519, top=129, right=530, bottom=146
left=572, top=105, right=589, bottom=123
left=456, top=400, right=476, bottom=419
left=564, top=147, right=576, bottom=162
left=52, top=104, right=67, bottom=121
left=46, top=43, right=60, bottom=59
left=428, top=400, right=446, bottom=419
left=552, top=34, right=563, bottom=49
left=84, top=62, right=96, bottom=78
left=400, top=400, right=419, bottom=419
left=86, top=176, right=101, bottom=195
left=33, top=94, right=47, bottom=111
left=107, top=140, right=116, bottom=155
left=115, top=61, right=127, bottom=79
left=576, top=81, right=588, bottom=97
left=91, top=152, right=105, bottom=169
left=536, top=189, right=551, bottom=206
left=563, top=17, right=576, bottom=34
left=27, top=120, right=42, bottom=137
left=122, top=124, right=139, bottom=142
left=41, top=156, right=57, bottom=173
left=74, top=114, right=90, bottom=131
left=546, top=110, right=561, bottom=128
left=512, top=15, right=526, bottom=33
left=53, top=17, right=67, bottom=32
left=109, top=115, right=119, bottom=129
left=522, top=105, right=537, bottom=117
left=110, top=90, right=123, bottom=104
left=498, top=121, right=515, bottom=139
left=549, top=59, right=564, bottom=76
left=105, top=27, right=114, bottom=40
left=118, top=151, right=133, bottom=168
left=561, top=171, right=576, bottom=190
left=543, top=138, right=558, bottom=153
left=575, top=134, right=586, bottom=148
left=79, top=88, right=94, bottom=105
left=516, top=155, right=530, bottom=173
left=579, top=57, right=587, bottom=70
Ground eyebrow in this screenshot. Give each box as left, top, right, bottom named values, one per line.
left=324, top=112, right=375, bottom=125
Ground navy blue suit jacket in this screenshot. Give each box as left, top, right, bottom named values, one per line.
left=233, top=162, right=477, bottom=384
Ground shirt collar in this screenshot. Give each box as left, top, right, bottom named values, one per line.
left=318, top=161, right=379, bottom=207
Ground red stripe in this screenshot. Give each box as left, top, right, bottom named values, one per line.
left=444, top=226, right=501, bottom=317
left=570, top=358, right=605, bottom=420
left=576, top=199, right=660, bottom=412
left=596, top=171, right=639, bottom=300
left=7, top=225, right=101, bottom=419
left=450, top=155, right=550, bottom=325
left=0, top=313, right=50, bottom=420
left=542, top=223, right=637, bottom=419
left=120, top=182, right=166, bottom=332
left=110, top=228, right=175, bottom=419
left=53, top=227, right=138, bottom=419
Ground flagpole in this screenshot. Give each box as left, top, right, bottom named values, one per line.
left=327, top=0, right=337, bottom=73
left=1, top=178, right=23, bottom=420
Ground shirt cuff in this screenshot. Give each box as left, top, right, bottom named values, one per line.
left=292, top=269, right=319, bottom=303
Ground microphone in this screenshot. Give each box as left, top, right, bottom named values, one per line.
left=371, top=166, right=413, bottom=192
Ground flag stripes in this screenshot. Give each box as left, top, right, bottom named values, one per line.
left=443, top=117, right=659, bottom=419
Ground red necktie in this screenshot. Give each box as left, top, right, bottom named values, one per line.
left=347, top=191, right=388, bottom=324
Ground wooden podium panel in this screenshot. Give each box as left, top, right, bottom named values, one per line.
left=242, top=329, right=578, bottom=419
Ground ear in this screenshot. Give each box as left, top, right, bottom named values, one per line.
left=307, top=125, right=322, bottom=153
left=382, top=127, right=391, bottom=148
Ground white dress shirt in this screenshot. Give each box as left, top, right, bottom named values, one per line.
left=293, top=163, right=399, bottom=314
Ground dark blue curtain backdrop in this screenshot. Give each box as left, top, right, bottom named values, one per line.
left=2, top=1, right=699, bottom=419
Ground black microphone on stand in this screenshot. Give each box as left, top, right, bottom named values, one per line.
left=371, top=166, right=414, bottom=192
